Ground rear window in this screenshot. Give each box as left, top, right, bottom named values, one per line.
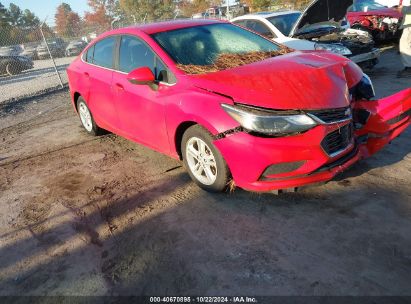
left=92, top=37, right=116, bottom=68
left=85, top=45, right=95, bottom=63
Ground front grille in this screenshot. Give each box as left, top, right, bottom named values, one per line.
left=312, top=145, right=359, bottom=174
left=309, top=107, right=351, bottom=124
left=321, top=123, right=354, bottom=156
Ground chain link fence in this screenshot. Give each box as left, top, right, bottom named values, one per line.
left=0, top=19, right=109, bottom=104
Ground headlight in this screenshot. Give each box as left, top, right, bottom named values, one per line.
left=221, top=104, right=317, bottom=136
left=314, top=43, right=352, bottom=56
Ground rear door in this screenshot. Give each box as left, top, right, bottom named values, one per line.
left=85, top=36, right=119, bottom=130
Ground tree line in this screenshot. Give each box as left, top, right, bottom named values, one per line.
left=57, top=0, right=311, bottom=35
left=0, top=1, right=53, bottom=46
left=0, top=0, right=312, bottom=46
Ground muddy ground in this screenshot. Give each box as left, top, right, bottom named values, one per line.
left=0, top=49, right=411, bottom=296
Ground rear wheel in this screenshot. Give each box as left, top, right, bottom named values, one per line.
left=6, top=62, right=21, bottom=76
left=182, top=125, right=230, bottom=192
left=77, top=97, right=103, bottom=136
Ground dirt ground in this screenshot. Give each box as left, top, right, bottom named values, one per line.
left=0, top=48, right=411, bottom=296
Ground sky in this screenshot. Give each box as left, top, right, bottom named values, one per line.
left=2, top=0, right=89, bottom=25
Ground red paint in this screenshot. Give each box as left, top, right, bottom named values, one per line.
left=67, top=21, right=411, bottom=192
left=347, top=7, right=403, bottom=33
left=127, top=67, right=155, bottom=84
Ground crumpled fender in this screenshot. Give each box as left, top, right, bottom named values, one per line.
left=355, top=88, right=411, bottom=157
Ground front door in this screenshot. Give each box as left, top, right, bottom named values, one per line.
left=112, top=35, right=171, bottom=153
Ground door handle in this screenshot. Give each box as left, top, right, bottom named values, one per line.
left=84, top=72, right=89, bottom=78
left=115, top=83, right=124, bottom=90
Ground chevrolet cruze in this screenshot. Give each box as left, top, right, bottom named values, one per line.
left=67, top=19, right=411, bottom=192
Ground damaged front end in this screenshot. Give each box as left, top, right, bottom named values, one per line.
left=289, top=0, right=380, bottom=68
left=295, top=26, right=380, bottom=69
left=182, top=48, right=410, bottom=191
left=353, top=87, right=411, bottom=157
left=211, top=69, right=411, bottom=192
left=351, top=14, right=402, bottom=41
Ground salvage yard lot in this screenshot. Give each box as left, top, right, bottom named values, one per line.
left=0, top=56, right=74, bottom=103
left=0, top=49, right=411, bottom=295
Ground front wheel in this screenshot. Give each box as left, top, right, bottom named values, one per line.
left=182, top=125, right=230, bottom=192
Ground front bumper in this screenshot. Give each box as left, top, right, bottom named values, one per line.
left=214, top=89, right=411, bottom=192
left=348, top=48, right=380, bottom=65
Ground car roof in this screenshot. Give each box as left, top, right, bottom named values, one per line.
left=234, top=10, right=301, bottom=19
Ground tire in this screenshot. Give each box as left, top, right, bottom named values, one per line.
left=77, top=97, right=103, bottom=136
left=182, top=125, right=230, bottom=192
left=6, top=62, right=21, bottom=76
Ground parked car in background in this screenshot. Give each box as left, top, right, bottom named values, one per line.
left=232, top=0, right=380, bottom=69
left=65, top=40, right=88, bottom=57
left=0, top=53, right=33, bottom=76
left=374, top=0, right=410, bottom=7
left=192, top=12, right=210, bottom=19
left=347, top=0, right=403, bottom=40
left=0, top=45, right=23, bottom=57
left=67, top=19, right=411, bottom=192
left=36, top=38, right=66, bottom=59
left=21, top=42, right=40, bottom=60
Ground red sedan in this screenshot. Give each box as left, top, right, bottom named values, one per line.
left=67, top=19, right=411, bottom=192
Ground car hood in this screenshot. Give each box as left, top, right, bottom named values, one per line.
left=290, top=0, right=353, bottom=36
left=186, top=51, right=363, bottom=110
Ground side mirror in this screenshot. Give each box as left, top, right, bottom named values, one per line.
left=127, top=67, right=155, bottom=85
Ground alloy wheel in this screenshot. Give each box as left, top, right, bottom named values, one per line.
left=185, top=137, right=218, bottom=185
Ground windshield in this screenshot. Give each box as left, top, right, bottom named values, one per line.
left=151, top=23, right=281, bottom=67
left=267, top=13, right=301, bottom=36
left=352, top=1, right=386, bottom=11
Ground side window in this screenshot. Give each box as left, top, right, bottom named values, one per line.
left=247, top=20, right=276, bottom=39
left=85, top=45, right=94, bottom=63
left=119, top=36, right=155, bottom=73
left=155, top=57, right=169, bottom=83
left=233, top=20, right=247, bottom=27
left=93, top=37, right=116, bottom=68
